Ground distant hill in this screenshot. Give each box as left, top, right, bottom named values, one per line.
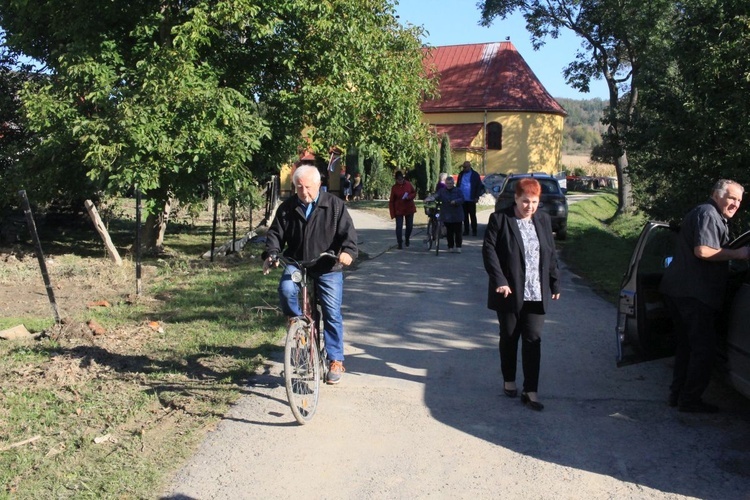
left=556, top=97, right=607, bottom=155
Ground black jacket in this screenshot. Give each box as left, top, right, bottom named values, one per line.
left=263, top=191, right=358, bottom=274
left=482, top=205, right=560, bottom=313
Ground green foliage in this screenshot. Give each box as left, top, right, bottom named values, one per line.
left=0, top=0, right=436, bottom=229
left=439, top=133, right=451, bottom=181
left=557, top=98, right=607, bottom=154
left=627, top=0, right=750, bottom=230
left=362, top=146, right=391, bottom=199
left=479, top=0, right=677, bottom=212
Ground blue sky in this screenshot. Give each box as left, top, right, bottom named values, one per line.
left=394, top=0, right=609, bottom=100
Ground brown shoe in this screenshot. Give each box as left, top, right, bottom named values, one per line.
left=326, top=360, right=345, bottom=384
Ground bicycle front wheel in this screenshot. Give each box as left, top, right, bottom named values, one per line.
left=284, top=319, right=321, bottom=424
left=424, top=219, right=435, bottom=250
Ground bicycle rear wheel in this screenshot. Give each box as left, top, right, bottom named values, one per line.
left=424, top=219, right=435, bottom=250
left=284, top=319, right=321, bottom=424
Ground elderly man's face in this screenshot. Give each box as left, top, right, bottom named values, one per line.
left=295, top=171, right=321, bottom=204
left=713, top=183, right=744, bottom=219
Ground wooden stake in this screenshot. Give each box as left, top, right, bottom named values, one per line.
left=84, top=200, right=123, bottom=266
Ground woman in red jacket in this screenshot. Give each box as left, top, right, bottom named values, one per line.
left=388, top=170, right=417, bottom=249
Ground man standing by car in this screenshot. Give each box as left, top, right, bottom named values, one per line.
left=659, top=179, right=750, bottom=413
left=263, top=165, right=358, bottom=385
left=457, top=160, right=483, bottom=236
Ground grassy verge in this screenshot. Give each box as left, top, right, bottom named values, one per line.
left=559, top=192, right=646, bottom=303
left=0, top=224, right=282, bottom=498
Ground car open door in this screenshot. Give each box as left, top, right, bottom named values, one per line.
left=615, top=222, right=678, bottom=366
left=724, top=231, right=750, bottom=398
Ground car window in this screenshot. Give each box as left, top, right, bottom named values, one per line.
left=539, top=180, right=559, bottom=195
left=639, top=228, right=677, bottom=275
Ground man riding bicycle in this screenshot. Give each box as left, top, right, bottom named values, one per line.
left=262, top=165, right=358, bottom=384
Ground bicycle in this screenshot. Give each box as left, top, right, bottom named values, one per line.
left=269, top=251, right=337, bottom=424
left=423, top=200, right=443, bottom=255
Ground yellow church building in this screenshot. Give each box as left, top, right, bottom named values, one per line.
left=422, top=40, right=567, bottom=175
left=280, top=40, right=566, bottom=195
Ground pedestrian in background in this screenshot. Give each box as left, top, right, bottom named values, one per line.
left=659, top=179, right=750, bottom=413
left=425, top=176, right=464, bottom=253
left=352, top=173, right=363, bottom=200
left=457, top=161, right=484, bottom=236
left=388, top=170, right=417, bottom=249
left=436, top=172, right=448, bottom=192
left=482, top=177, right=560, bottom=411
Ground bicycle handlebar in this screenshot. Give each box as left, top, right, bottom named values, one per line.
left=269, top=251, right=337, bottom=270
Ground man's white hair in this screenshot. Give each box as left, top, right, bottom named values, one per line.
left=293, top=165, right=321, bottom=185
left=712, top=179, right=744, bottom=197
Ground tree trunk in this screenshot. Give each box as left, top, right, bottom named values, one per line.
left=143, top=198, right=172, bottom=254
left=614, top=151, right=633, bottom=214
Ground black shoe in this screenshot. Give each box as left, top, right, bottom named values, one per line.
left=678, top=401, right=719, bottom=413
left=405, top=239, right=410, bottom=247
left=521, top=392, right=544, bottom=411
left=503, top=388, right=518, bottom=398
left=472, top=231, right=477, bottom=236
left=397, top=243, right=403, bottom=249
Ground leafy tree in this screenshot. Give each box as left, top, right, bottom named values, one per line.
left=479, top=0, right=675, bottom=214
left=363, top=146, right=391, bottom=200
left=0, top=0, right=436, bottom=250
left=626, top=0, right=750, bottom=229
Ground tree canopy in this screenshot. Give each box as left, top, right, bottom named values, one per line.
left=626, top=0, right=750, bottom=228
left=479, top=0, right=676, bottom=214
left=0, top=0, right=435, bottom=246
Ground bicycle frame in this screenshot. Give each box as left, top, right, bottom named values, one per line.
left=423, top=200, right=443, bottom=255
left=271, top=252, right=336, bottom=424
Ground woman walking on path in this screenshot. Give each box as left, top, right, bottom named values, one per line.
left=425, top=176, right=464, bottom=253
left=388, top=170, right=417, bottom=249
left=482, top=178, right=560, bottom=411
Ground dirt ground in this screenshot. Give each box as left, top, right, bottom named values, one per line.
left=0, top=249, right=152, bottom=337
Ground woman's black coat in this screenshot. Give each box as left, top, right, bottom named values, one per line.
left=482, top=205, right=560, bottom=313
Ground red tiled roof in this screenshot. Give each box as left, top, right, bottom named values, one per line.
left=422, top=41, right=566, bottom=116
left=433, top=123, right=484, bottom=149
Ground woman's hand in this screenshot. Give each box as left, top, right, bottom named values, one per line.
left=495, top=286, right=512, bottom=298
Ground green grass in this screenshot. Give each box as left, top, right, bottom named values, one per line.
left=560, top=192, right=646, bottom=303
left=0, top=231, right=284, bottom=498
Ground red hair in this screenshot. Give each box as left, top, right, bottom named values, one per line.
left=515, top=178, right=541, bottom=197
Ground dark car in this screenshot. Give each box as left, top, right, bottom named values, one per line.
left=494, top=173, right=568, bottom=239
left=616, top=221, right=750, bottom=399
left=482, top=173, right=507, bottom=195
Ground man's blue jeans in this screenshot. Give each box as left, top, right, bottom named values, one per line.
left=278, top=268, right=345, bottom=361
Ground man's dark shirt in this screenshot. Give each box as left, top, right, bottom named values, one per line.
left=659, top=199, right=729, bottom=310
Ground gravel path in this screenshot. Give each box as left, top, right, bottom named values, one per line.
left=163, top=209, right=750, bottom=500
